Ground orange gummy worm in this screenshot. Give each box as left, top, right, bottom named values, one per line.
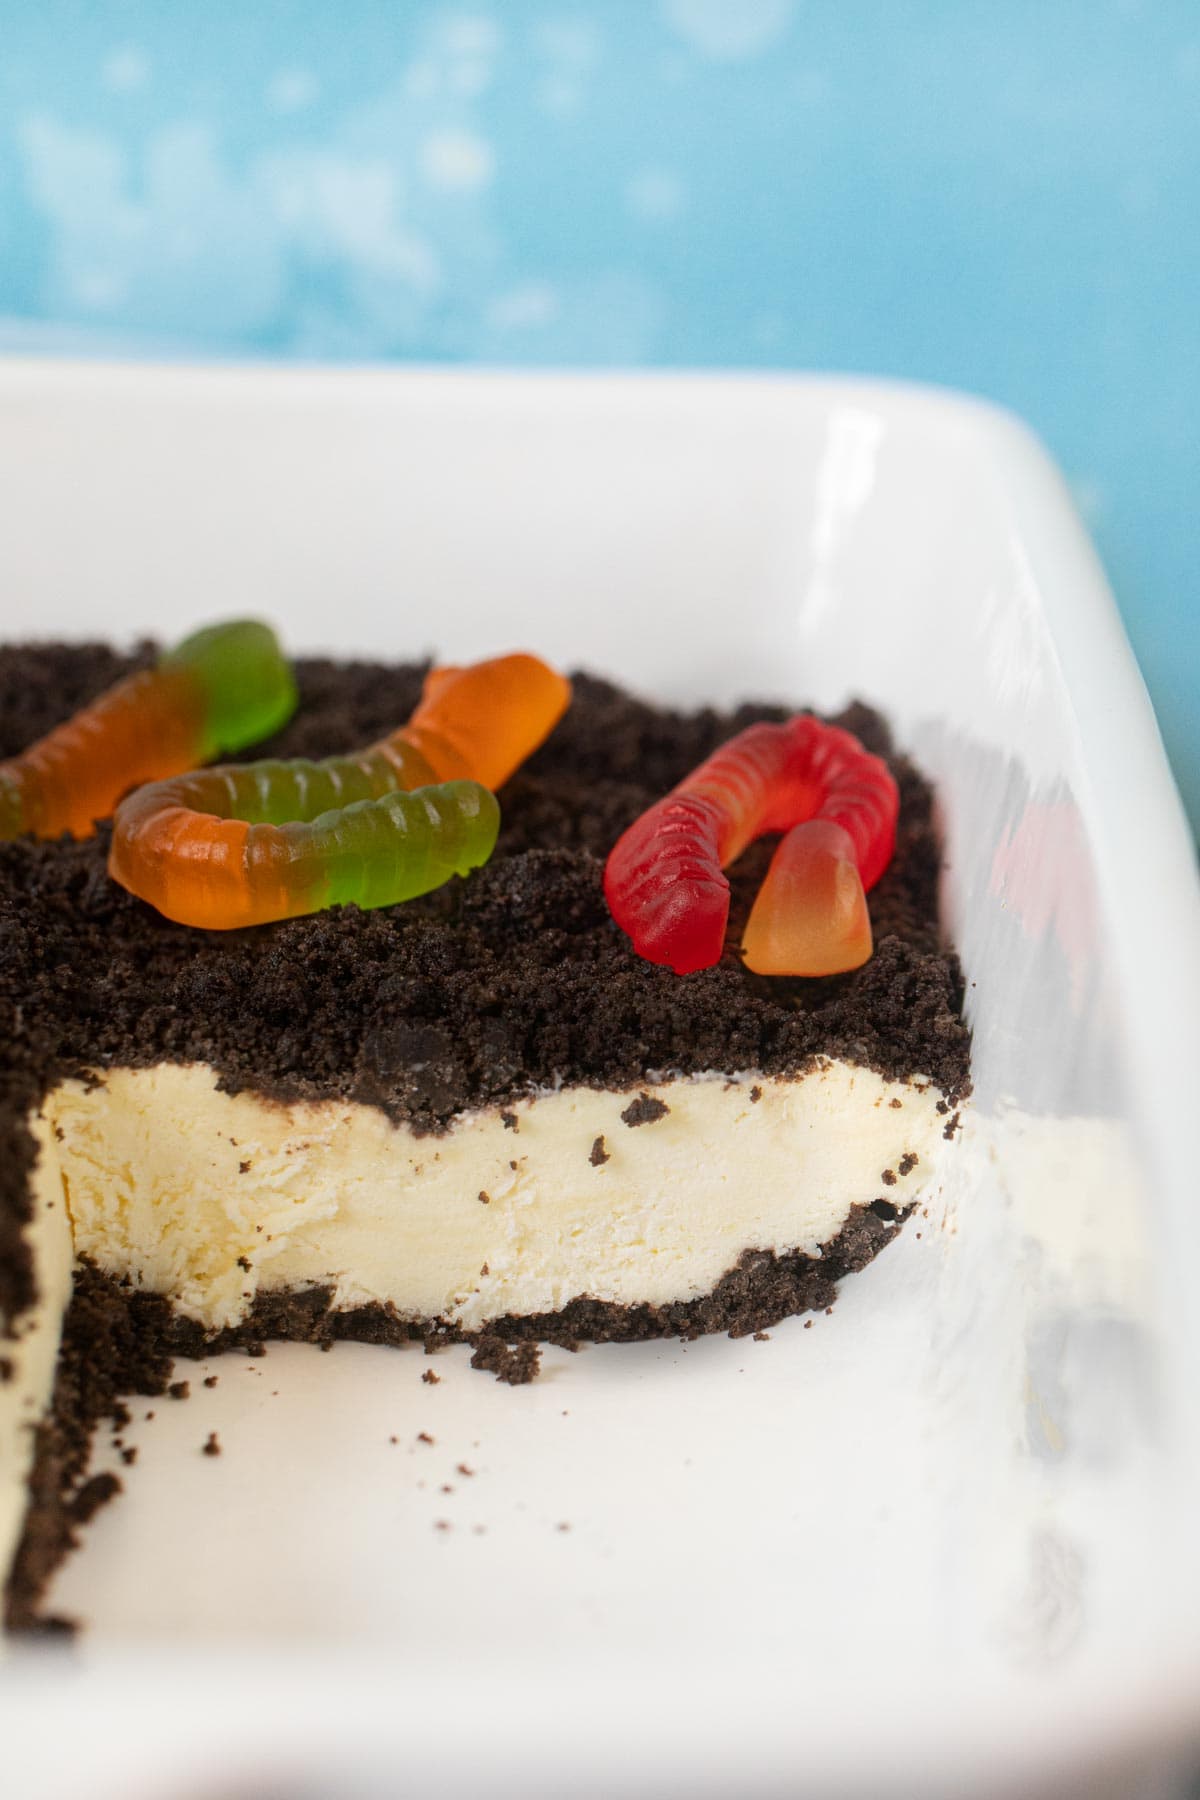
left=0, top=620, right=296, bottom=841
left=109, top=653, right=571, bottom=930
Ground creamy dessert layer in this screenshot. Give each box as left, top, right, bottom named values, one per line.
left=0, top=1120, right=73, bottom=1587
left=42, top=1061, right=941, bottom=1336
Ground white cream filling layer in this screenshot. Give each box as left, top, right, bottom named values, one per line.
left=0, top=1116, right=74, bottom=1598
left=41, top=1061, right=943, bottom=1336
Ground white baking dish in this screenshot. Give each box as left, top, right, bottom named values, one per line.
left=0, top=363, right=1197, bottom=1799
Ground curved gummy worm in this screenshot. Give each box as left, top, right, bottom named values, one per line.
left=109, top=653, right=571, bottom=929
left=0, top=620, right=296, bottom=841
left=603, top=715, right=898, bottom=977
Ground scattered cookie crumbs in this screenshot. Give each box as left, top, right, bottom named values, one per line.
left=753, top=1331, right=770, bottom=1342
left=588, top=1135, right=610, bottom=1166
left=891, top=1097, right=904, bottom=1109
left=898, top=1152, right=918, bottom=1176
left=67, top=1472, right=122, bottom=1525
left=478, top=1190, right=491, bottom=1205
left=943, top=1111, right=961, bottom=1140
left=421, top=1370, right=441, bottom=1386
left=246, top=1341, right=266, bottom=1358
left=434, top=1520, right=451, bottom=1533
left=881, top=1168, right=897, bottom=1187
left=202, top=1432, right=221, bottom=1457
left=168, top=1380, right=190, bottom=1401
left=238, top=1160, right=251, bottom=1174
left=470, top=1336, right=541, bottom=1385
left=804, top=1320, right=812, bottom=1329
left=389, top=1436, right=398, bottom=1445
left=620, top=1092, right=670, bottom=1128
left=749, top=1085, right=762, bottom=1104
left=417, top=1431, right=435, bottom=1445
left=144, top=1410, right=155, bottom=1421
left=440, top=1484, right=454, bottom=1495
left=26, top=1614, right=75, bottom=1638
left=480, top=1261, right=490, bottom=1277
left=236, top=1256, right=251, bottom=1271
left=203, top=1375, right=218, bottom=1388
left=500, top=1111, right=518, bottom=1132
left=456, top=1463, right=475, bottom=1478
left=120, top=1447, right=137, bottom=1467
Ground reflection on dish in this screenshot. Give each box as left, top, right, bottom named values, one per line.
left=800, top=405, right=886, bottom=633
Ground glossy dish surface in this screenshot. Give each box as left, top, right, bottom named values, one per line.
left=0, top=363, right=1197, bottom=1800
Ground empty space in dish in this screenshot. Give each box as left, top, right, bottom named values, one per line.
left=1, top=364, right=1197, bottom=1799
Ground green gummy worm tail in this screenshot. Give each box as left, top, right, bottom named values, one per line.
left=303, top=780, right=501, bottom=912
left=163, top=619, right=298, bottom=757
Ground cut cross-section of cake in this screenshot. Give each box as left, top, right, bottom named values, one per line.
left=0, top=645, right=969, bottom=1631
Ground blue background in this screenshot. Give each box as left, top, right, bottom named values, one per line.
left=1, top=0, right=1196, bottom=827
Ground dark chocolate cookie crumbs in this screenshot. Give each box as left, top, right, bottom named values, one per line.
left=620, top=1093, right=671, bottom=1128
left=202, top=1432, right=221, bottom=1457
left=470, top=1337, right=542, bottom=1385
left=4, top=1258, right=175, bottom=1631
left=67, top=1471, right=122, bottom=1526
left=588, top=1135, right=610, bottom=1166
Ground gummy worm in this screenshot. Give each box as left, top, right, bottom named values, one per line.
left=0, top=620, right=296, bottom=841
left=109, top=653, right=571, bottom=929
left=603, top=715, right=898, bottom=977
